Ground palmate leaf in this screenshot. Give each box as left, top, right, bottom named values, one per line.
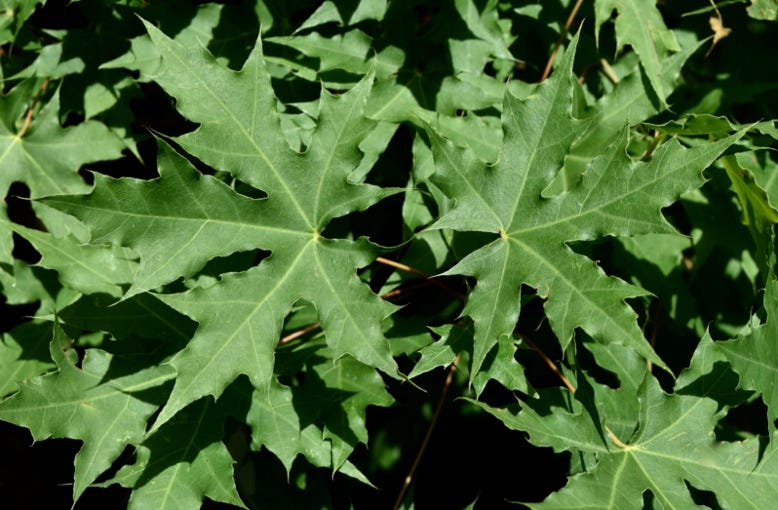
left=46, top=22, right=399, bottom=433
left=717, top=279, right=778, bottom=436
left=427, top=36, right=745, bottom=379
left=1, top=221, right=137, bottom=298
left=476, top=377, right=778, bottom=509
left=0, top=81, right=124, bottom=264
left=0, top=323, right=173, bottom=503
left=106, top=398, right=244, bottom=510
left=0, top=322, right=54, bottom=398
left=594, top=0, right=680, bottom=105
left=221, top=343, right=394, bottom=475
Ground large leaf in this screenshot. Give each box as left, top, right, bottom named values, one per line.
left=46, top=23, right=399, bottom=433
left=0, top=82, right=123, bottom=263
left=222, top=344, right=393, bottom=475
left=1, top=220, right=137, bottom=298
left=427, top=36, right=744, bottom=379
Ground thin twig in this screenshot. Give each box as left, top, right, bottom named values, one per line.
left=646, top=301, right=661, bottom=373
left=540, top=0, right=584, bottom=82
left=380, top=279, right=445, bottom=300
left=516, top=331, right=576, bottom=393
left=17, top=79, right=50, bottom=138
left=375, top=256, right=465, bottom=299
left=278, top=258, right=466, bottom=345
left=392, top=355, right=460, bottom=510
left=279, top=322, right=321, bottom=345
left=599, top=58, right=620, bottom=85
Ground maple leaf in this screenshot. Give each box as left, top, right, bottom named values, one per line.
left=0, top=80, right=124, bottom=263
left=105, top=398, right=244, bottom=510
left=221, top=343, right=393, bottom=476
left=46, top=22, right=399, bottom=433
left=0, top=220, right=137, bottom=298
left=0, top=323, right=173, bottom=503
left=594, top=0, right=681, bottom=105
left=716, top=279, right=778, bottom=437
left=426, top=35, right=745, bottom=379
left=475, top=376, right=778, bottom=508
left=0, top=322, right=54, bottom=398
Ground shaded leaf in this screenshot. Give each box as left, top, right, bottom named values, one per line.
left=108, top=398, right=244, bottom=510
left=0, top=324, right=170, bottom=502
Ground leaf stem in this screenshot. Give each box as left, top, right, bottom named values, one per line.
left=540, top=0, right=584, bottom=82
left=605, top=425, right=629, bottom=448
left=375, top=256, right=465, bottom=299
left=516, top=331, right=576, bottom=393
left=278, top=258, right=466, bottom=345
left=17, top=79, right=50, bottom=139
left=392, top=355, right=460, bottom=510
left=278, top=322, right=321, bottom=345
left=640, top=130, right=662, bottom=161
left=599, top=58, right=620, bottom=85
left=646, top=301, right=662, bottom=373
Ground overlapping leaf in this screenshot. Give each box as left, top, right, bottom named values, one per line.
left=427, top=36, right=744, bottom=379
left=106, top=398, right=244, bottom=510
left=0, top=324, right=173, bottom=503
left=717, top=279, right=778, bottom=435
left=0, top=81, right=124, bottom=265
left=595, top=0, right=680, bottom=105
left=46, top=22, right=399, bottom=434
left=221, top=344, right=393, bottom=477
left=477, top=376, right=778, bottom=509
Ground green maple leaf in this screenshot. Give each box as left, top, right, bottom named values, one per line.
left=427, top=35, right=745, bottom=379
left=0, top=323, right=173, bottom=503
left=221, top=344, right=393, bottom=476
left=1, top=220, right=137, bottom=298
left=476, top=377, right=778, bottom=508
left=295, top=0, right=389, bottom=30
left=46, top=22, right=399, bottom=433
left=717, top=279, right=778, bottom=437
left=106, top=398, right=244, bottom=510
left=594, top=0, right=680, bottom=105
left=0, top=322, right=54, bottom=398
left=0, top=80, right=124, bottom=263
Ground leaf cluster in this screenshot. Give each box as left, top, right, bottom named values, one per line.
left=1, top=1, right=777, bottom=509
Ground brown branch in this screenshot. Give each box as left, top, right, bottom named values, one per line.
left=277, top=258, right=466, bottom=346
left=640, top=130, right=661, bottom=161
left=375, top=256, right=465, bottom=300
left=278, top=322, right=321, bottom=345
left=516, top=331, right=576, bottom=393
left=540, top=0, right=585, bottom=82
left=17, top=79, right=50, bottom=139
left=392, top=355, right=460, bottom=510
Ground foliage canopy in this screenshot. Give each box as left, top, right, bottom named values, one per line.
left=1, top=1, right=777, bottom=508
